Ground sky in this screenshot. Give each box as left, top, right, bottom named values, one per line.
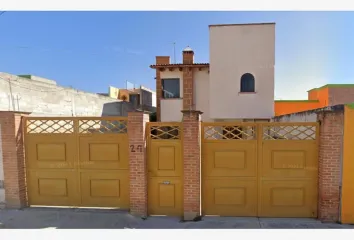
left=0, top=11, right=353, bottom=99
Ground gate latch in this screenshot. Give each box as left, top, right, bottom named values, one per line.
left=163, top=181, right=170, bottom=185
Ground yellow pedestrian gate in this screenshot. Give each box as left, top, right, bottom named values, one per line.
left=146, top=122, right=183, bottom=216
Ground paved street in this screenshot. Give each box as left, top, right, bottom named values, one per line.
left=0, top=208, right=354, bottom=229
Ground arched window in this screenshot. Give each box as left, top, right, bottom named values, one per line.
left=240, top=73, right=255, bottom=92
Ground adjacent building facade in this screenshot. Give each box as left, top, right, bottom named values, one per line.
left=103, top=85, right=156, bottom=113
left=151, top=23, right=276, bottom=122
left=275, top=84, right=354, bottom=116
left=0, top=72, right=148, bottom=117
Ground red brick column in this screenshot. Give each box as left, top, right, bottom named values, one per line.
left=181, top=110, right=202, bottom=220
left=183, top=68, right=194, bottom=110
left=0, top=111, right=29, bottom=208
left=317, top=111, right=344, bottom=222
left=155, top=56, right=170, bottom=122
left=127, top=111, right=149, bottom=217
left=155, top=69, right=162, bottom=122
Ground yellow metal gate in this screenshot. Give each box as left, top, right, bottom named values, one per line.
left=202, top=122, right=319, bottom=218
left=25, top=117, right=129, bottom=208
left=146, top=123, right=183, bottom=216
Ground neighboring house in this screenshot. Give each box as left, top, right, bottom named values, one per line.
left=101, top=85, right=156, bottom=113
left=150, top=23, right=275, bottom=122
left=275, top=84, right=354, bottom=116
left=0, top=72, right=142, bottom=117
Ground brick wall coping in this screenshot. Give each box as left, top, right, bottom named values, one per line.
left=274, top=104, right=345, bottom=119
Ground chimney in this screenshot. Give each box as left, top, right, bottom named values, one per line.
left=182, top=46, right=194, bottom=64
left=156, top=56, right=170, bottom=65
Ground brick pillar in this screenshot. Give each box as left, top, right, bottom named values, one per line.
left=155, top=56, right=170, bottom=122
left=317, top=111, right=344, bottom=222
left=181, top=110, right=202, bottom=220
left=183, top=68, right=194, bottom=110
left=0, top=111, right=29, bottom=208
left=156, top=69, right=162, bottom=122
left=127, top=111, right=149, bottom=217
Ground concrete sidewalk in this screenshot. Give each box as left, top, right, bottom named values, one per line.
left=0, top=208, right=353, bottom=229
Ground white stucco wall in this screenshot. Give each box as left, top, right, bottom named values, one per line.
left=0, top=72, right=127, bottom=117
left=194, top=69, right=212, bottom=122
left=160, top=70, right=184, bottom=121
left=209, top=23, right=275, bottom=120
left=152, top=92, right=157, bottom=107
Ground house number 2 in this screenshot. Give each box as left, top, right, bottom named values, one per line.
left=130, top=145, right=142, bottom=152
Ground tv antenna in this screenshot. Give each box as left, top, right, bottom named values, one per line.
left=173, top=42, right=176, bottom=63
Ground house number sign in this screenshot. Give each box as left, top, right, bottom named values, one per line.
left=130, top=144, right=143, bottom=152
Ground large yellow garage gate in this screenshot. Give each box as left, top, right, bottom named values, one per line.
left=25, top=117, right=129, bottom=208
left=202, top=122, right=319, bottom=218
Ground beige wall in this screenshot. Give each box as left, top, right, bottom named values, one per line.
left=160, top=70, right=184, bottom=121
left=152, top=92, right=156, bottom=107
left=109, top=86, right=120, bottom=99
left=194, top=69, right=212, bottom=122
left=161, top=99, right=183, bottom=121
left=209, top=23, right=275, bottom=119
left=160, top=69, right=183, bottom=122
